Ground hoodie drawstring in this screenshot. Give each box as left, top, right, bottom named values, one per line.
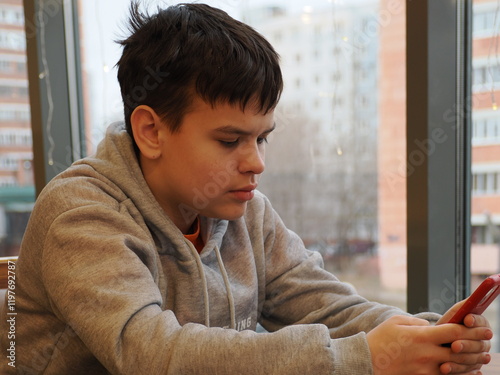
left=214, top=245, right=236, bottom=330
left=186, top=240, right=211, bottom=327
left=185, top=241, right=236, bottom=329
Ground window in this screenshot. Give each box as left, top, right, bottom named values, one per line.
left=472, top=168, right=500, bottom=196
left=0, top=29, right=25, bottom=50
left=77, top=0, right=405, bottom=310
left=0, top=104, right=30, bottom=121
left=0, top=128, right=31, bottom=146
left=473, top=63, right=500, bottom=88
left=473, top=111, right=500, bottom=144
left=241, top=0, right=400, bottom=309
left=473, top=2, right=498, bottom=36
left=0, top=53, right=26, bottom=74
left=0, top=7, right=24, bottom=26
left=77, top=1, right=133, bottom=150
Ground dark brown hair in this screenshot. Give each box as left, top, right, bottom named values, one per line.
left=116, top=2, right=283, bottom=139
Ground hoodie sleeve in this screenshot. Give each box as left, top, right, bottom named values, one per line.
left=37, top=194, right=368, bottom=375
left=245, top=193, right=441, bottom=369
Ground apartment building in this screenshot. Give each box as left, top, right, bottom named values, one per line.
left=0, top=0, right=34, bottom=257
left=244, top=1, right=380, bottom=254
left=469, top=0, right=500, bottom=277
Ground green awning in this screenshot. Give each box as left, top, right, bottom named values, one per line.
left=0, top=186, right=35, bottom=205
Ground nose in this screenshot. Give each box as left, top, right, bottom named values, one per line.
left=238, top=144, right=265, bottom=175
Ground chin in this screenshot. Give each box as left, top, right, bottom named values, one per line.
left=204, top=203, right=248, bottom=221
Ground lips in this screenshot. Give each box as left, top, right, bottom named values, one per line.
left=229, top=185, right=257, bottom=201
left=233, top=185, right=257, bottom=192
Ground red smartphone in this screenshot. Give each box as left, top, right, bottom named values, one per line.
left=448, top=274, right=500, bottom=324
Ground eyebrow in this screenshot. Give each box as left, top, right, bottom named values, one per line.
left=213, top=123, right=276, bottom=136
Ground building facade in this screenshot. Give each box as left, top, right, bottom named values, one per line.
left=470, top=0, right=500, bottom=277
left=244, top=2, right=380, bottom=258
left=0, top=0, right=34, bottom=256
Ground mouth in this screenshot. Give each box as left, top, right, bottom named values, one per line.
left=228, top=185, right=257, bottom=201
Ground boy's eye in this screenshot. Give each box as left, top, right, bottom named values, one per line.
left=218, top=136, right=268, bottom=147
left=219, top=139, right=239, bottom=147
left=257, top=137, right=269, bottom=145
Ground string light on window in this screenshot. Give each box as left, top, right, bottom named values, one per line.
left=331, top=0, right=342, bottom=160
left=38, top=1, right=55, bottom=166
left=488, top=0, right=500, bottom=111
left=301, top=14, right=311, bottom=24
left=95, top=1, right=110, bottom=128
left=301, top=6, right=312, bottom=24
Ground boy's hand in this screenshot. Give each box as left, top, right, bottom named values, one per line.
left=366, top=315, right=492, bottom=375
left=437, top=301, right=492, bottom=374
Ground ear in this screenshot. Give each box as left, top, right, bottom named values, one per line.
left=130, top=105, right=163, bottom=160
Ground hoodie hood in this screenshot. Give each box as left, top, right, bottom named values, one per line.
left=71, top=122, right=241, bottom=328
left=76, top=122, right=225, bottom=254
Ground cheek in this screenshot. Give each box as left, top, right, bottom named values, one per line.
left=181, top=149, right=239, bottom=191
left=202, top=161, right=238, bottom=191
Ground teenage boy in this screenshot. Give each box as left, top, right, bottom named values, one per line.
left=0, top=2, right=492, bottom=374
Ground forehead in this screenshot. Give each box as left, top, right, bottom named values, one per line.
left=191, top=93, right=273, bottom=114
left=183, top=96, right=275, bottom=130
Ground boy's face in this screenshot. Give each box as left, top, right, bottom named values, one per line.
left=145, top=96, right=275, bottom=230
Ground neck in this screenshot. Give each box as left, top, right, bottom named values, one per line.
left=139, top=154, right=198, bottom=234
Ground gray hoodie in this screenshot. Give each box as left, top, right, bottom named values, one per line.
left=0, top=122, right=437, bottom=374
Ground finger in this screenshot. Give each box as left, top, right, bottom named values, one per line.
left=463, top=314, right=491, bottom=329
left=439, top=361, right=483, bottom=374
left=440, top=353, right=490, bottom=375
left=451, top=327, right=493, bottom=345
left=449, top=351, right=491, bottom=365
left=451, top=339, right=491, bottom=354
left=434, top=323, right=493, bottom=345
left=427, top=323, right=467, bottom=345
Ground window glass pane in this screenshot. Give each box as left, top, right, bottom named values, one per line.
left=0, top=0, right=35, bottom=257
left=79, top=0, right=407, bottom=309
left=471, top=0, right=500, bottom=351
left=78, top=1, right=131, bottom=151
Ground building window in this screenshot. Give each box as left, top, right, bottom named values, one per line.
left=473, top=113, right=500, bottom=144
left=472, top=63, right=500, bottom=88
left=0, top=129, right=32, bottom=146
left=473, top=7, right=497, bottom=35
left=0, top=30, right=25, bottom=50
left=0, top=7, right=24, bottom=26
